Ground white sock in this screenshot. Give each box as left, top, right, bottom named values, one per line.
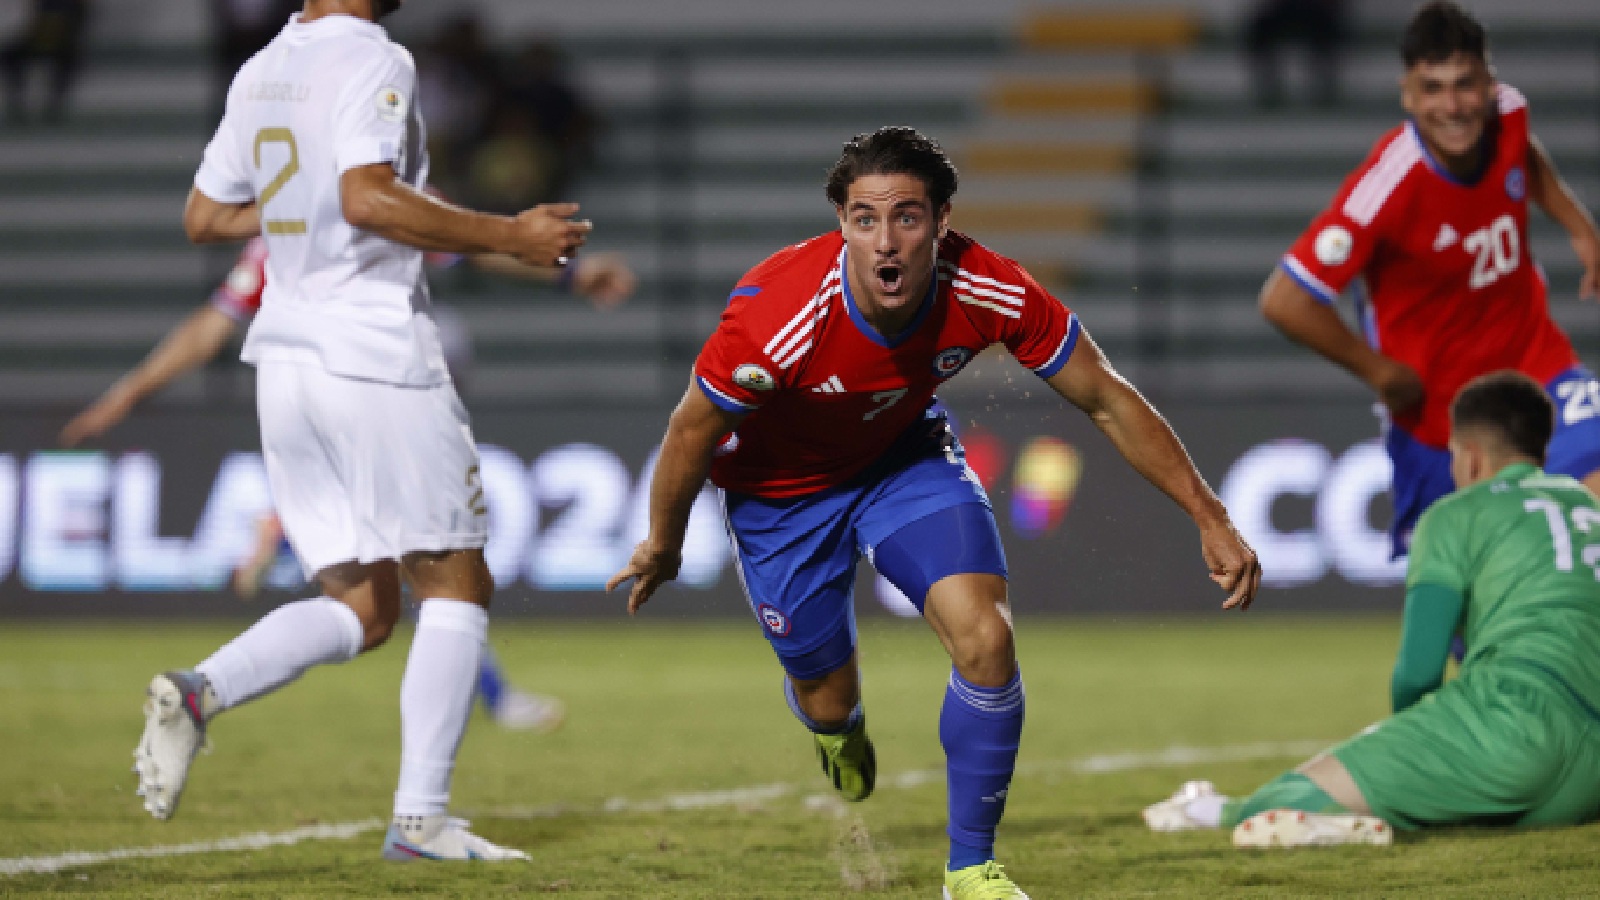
left=1186, top=794, right=1228, bottom=829
left=393, top=599, right=488, bottom=818
left=195, top=597, right=364, bottom=713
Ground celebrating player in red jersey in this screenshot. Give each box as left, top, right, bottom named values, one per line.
left=609, top=126, right=1259, bottom=900
left=694, top=228, right=1076, bottom=498
left=1261, top=0, right=1600, bottom=555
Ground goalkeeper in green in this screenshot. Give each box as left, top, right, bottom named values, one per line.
left=1144, top=370, right=1600, bottom=847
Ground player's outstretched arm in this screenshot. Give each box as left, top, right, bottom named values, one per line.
left=1044, top=328, right=1260, bottom=609
left=1259, top=267, right=1424, bottom=419
left=340, top=164, right=591, bottom=266
left=60, top=305, right=240, bottom=447
left=468, top=251, right=638, bottom=310
left=607, top=381, right=744, bottom=614
left=183, top=187, right=260, bottom=244
left=1527, top=136, right=1600, bottom=300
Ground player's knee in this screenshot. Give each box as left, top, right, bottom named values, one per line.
left=949, top=616, right=1016, bottom=685
left=403, top=549, right=494, bottom=607
left=793, top=669, right=860, bottom=725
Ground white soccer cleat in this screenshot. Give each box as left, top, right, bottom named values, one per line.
left=1143, top=779, right=1223, bottom=832
left=133, top=670, right=211, bottom=821
left=1232, top=809, right=1393, bottom=848
left=491, top=689, right=566, bottom=733
left=381, top=816, right=531, bottom=862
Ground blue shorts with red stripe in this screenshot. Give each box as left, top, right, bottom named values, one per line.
left=1389, top=365, right=1600, bottom=556
left=721, top=409, right=1008, bottom=679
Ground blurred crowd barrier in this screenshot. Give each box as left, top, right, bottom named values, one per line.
left=0, top=5, right=1595, bottom=412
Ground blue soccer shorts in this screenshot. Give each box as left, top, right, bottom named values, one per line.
left=720, top=422, right=1008, bottom=680
left=1388, top=365, right=1600, bottom=557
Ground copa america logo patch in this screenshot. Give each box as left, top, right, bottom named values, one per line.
left=757, top=603, right=791, bottom=636
left=733, top=363, right=776, bottom=392
left=374, top=85, right=406, bottom=122
left=1506, top=166, right=1526, bottom=201
left=932, top=346, right=974, bottom=379
left=1314, top=225, right=1353, bottom=266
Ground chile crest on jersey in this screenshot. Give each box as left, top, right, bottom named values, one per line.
left=1505, top=166, right=1526, bottom=202
left=932, top=346, right=974, bottom=379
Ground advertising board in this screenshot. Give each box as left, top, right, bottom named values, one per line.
left=0, top=399, right=1402, bottom=617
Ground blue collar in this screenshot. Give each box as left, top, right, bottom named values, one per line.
left=840, top=250, right=938, bottom=348
left=1406, top=120, right=1490, bottom=187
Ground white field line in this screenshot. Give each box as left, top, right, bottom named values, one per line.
left=0, top=819, right=384, bottom=877
left=1, top=739, right=1330, bottom=877
left=485, top=738, right=1334, bottom=819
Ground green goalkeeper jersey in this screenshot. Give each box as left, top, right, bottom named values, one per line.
left=1408, top=462, right=1600, bottom=711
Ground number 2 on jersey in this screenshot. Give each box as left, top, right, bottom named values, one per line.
left=254, top=127, right=306, bottom=235
left=1555, top=378, right=1600, bottom=427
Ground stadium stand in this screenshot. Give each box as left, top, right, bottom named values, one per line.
left=0, top=3, right=1594, bottom=407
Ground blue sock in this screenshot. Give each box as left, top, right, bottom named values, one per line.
left=476, top=650, right=505, bottom=713
left=941, top=667, right=1024, bottom=872
left=783, top=677, right=863, bottom=735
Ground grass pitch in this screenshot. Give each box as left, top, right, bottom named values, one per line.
left=4, top=617, right=1600, bottom=897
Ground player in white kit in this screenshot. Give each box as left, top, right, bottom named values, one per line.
left=132, top=0, right=589, bottom=861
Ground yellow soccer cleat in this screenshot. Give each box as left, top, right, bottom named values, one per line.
left=813, top=721, right=876, bottom=802
left=943, top=861, right=1030, bottom=899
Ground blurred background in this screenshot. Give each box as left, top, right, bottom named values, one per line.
left=0, top=0, right=1596, bottom=619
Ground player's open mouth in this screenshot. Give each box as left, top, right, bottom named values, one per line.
left=875, top=263, right=904, bottom=294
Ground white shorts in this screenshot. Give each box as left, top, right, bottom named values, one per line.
left=256, top=361, right=488, bottom=578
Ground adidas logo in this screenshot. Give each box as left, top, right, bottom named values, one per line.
left=811, top=376, right=845, bottom=394
left=1433, top=223, right=1459, bottom=251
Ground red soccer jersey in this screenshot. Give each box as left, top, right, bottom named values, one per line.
left=695, top=230, right=1079, bottom=497
left=209, top=236, right=268, bottom=322
left=1282, top=84, right=1578, bottom=448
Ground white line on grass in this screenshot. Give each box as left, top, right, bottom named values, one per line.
left=0, top=819, right=384, bottom=877
left=1, top=739, right=1331, bottom=876
left=487, top=739, right=1336, bottom=820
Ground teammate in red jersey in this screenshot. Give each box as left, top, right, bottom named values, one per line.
left=1261, top=0, right=1600, bottom=555
left=608, top=126, right=1259, bottom=900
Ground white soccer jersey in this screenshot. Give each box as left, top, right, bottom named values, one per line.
left=194, top=13, right=447, bottom=386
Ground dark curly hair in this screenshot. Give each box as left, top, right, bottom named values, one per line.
left=1402, top=1, right=1487, bottom=67
left=825, top=126, right=958, bottom=210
